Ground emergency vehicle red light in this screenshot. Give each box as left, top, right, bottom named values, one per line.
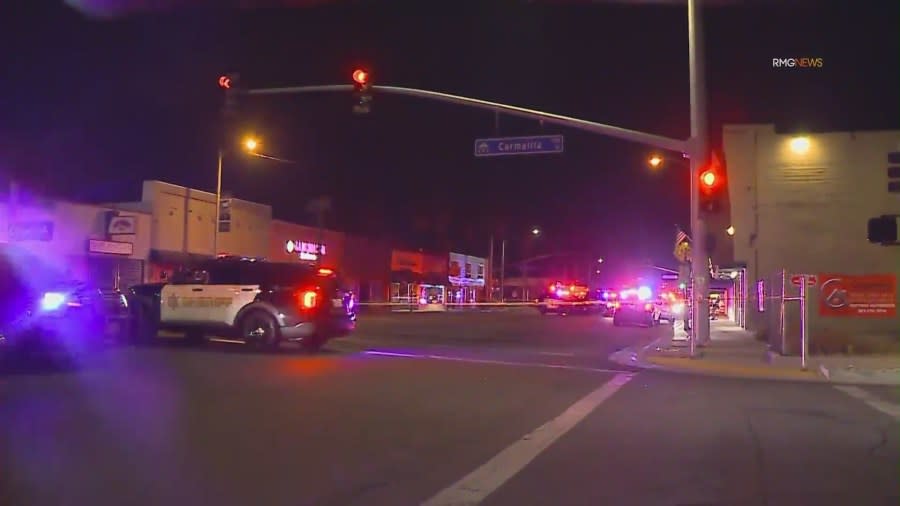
left=299, top=290, right=318, bottom=309
left=701, top=170, right=717, bottom=187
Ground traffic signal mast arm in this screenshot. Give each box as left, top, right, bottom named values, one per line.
left=246, top=84, right=689, bottom=154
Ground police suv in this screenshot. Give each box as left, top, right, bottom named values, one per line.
left=127, top=257, right=356, bottom=352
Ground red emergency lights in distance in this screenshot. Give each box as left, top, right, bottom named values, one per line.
left=218, top=75, right=232, bottom=89
left=352, top=69, right=369, bottom=86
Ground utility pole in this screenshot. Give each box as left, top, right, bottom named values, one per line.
left=488, top=235, right=495, bottom=302
left=500, top=240, right=506, bottom=303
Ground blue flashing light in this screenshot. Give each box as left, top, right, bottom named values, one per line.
left=40, top=292, right=67, bottom=311
left=637, top=286, right=652, bottom=300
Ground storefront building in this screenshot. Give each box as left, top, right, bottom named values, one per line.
left=1, top=194, right=151, bottom=290
left=723, top=124, right=900, bottom=353
left=342, top=235, right=391, bottom=302
left=448, top=252, right=486, bottom=303
left=390, top=249, right=448, bottom=308
left=269, top=219, right=345, bottom=270
left=111, top=180, right=271, bottom=281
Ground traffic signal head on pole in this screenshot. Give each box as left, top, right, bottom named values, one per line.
left=699, top=153, right=725, bottom=216
left=351, top=68, right=372, bottom=114
left=219, top=72, right=241, bottom=117
left=352, top=69, right=369, bottom=87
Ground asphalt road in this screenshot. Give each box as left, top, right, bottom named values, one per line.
left=2, top=311, right=898, bottom=506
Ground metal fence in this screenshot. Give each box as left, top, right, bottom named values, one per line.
left=759, top=269, right=810, bottom=356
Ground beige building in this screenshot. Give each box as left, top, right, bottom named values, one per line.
left=1, top=197, right=151, bottom=290
left=723, top=124, right=900, bottom=353
left=111, top=180, right=271, bottom=281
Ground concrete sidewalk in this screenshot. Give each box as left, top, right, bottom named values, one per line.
left=610, top=319, right=900, bottom=385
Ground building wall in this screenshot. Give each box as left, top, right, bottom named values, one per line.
left=448, top=252, right=487, bottom=283
left=135, top=180, right=271, bottom=258
left=269, top=219, right=345, bottom=269
left=724, top=124, right=900, bottom=349
left=343, top=235, right=391, bottom=301
left=0, top=199, right=151, bottom=288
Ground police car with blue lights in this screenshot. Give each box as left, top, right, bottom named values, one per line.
left=0, top=246, right=130, bottom=358
left=127, top=256, right=356, bottom=352
left=612, top=286, right=662, bottom=327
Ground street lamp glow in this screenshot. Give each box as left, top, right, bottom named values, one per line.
left=243, top=137, right=259, bottom=152
left=726, top=225, right=735, bottom=236
left=597, top=258, right=604, bottom=263
left=648, top=155, right=663, bottom=168
left=789, top=136, right=810, bottom=154
left=531, top=227, right=541, bottom=236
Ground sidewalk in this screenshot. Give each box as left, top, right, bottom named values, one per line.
left=609, top=319, right=900, bottom=385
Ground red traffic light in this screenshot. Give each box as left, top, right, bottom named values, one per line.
left=218, top=75, right=231, bottom=89
left=352, top=69, right=369, bottom=85
left=700, top=170, right=717, bottom=188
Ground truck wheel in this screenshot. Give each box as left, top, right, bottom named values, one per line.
left=240, top=310, right=281, bottom=351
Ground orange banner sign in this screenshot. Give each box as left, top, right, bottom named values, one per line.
left=818, top=274, right=896, bottom=317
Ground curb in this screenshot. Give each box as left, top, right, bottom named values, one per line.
left=608, top=338, right=825, bottom=383
left=645, top=355, right=824, bottom=382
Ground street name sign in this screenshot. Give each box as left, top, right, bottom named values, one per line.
left=474, top=135, right=564, bottom=157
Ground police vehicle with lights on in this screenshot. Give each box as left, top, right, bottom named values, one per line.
left=612, top=286, right=662, bottom=327
left=127, top=256, right=356, bottom=352
left=0, top=246, right=129, bottom=358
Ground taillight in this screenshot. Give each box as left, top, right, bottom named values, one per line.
left=297, top=290, right=318, bottom=309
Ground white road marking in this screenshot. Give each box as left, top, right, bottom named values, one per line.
left=422, top=373, right=634, bottom=506
left=834, top=385, right=900, bottom=421
left=362, top=350, right=633, bottom=375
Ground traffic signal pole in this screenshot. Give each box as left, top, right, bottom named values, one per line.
left=688, top=0, right=710, bottom=354
left=245, top=0, right=710, bottom=350
left=247, top=85, right=687, bottom=154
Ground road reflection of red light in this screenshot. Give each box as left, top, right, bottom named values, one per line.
left=276, top=356, right=340, bottom=378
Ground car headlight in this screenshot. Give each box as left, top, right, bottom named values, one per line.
left=40, top=292, right=67, bottom=311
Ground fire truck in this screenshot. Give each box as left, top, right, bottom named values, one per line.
left=537, top=281, right=598, bottom=315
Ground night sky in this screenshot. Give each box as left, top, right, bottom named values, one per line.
left=2, top=0, right=898, bottom=272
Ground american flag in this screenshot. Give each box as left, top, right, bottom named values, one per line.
left=675, top=228, right=689, bottom=247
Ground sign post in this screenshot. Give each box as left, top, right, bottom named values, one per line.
left=800, top=274, right=809, bottom=371
left=473, top=135, right=564, bottom=157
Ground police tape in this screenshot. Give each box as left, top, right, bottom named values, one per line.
left=352, top=301, right=609, bottom=307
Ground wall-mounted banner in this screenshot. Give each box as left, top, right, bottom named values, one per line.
left=819, top=274, right=896, bottom=317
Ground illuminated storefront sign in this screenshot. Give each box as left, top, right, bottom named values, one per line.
left=285, top=240, right=326, bottom=261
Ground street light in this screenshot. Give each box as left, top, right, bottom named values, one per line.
left=648, top=155, right=663, bottom=168
left=243, top=137, right=259, bottom=152
left=214, top=136, right=296, bottom=256
left=597, top=257, right=604, bottom=263
left=531, top=227, right=541, bottom=236
left=726, top=225, right=735, bottom=236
